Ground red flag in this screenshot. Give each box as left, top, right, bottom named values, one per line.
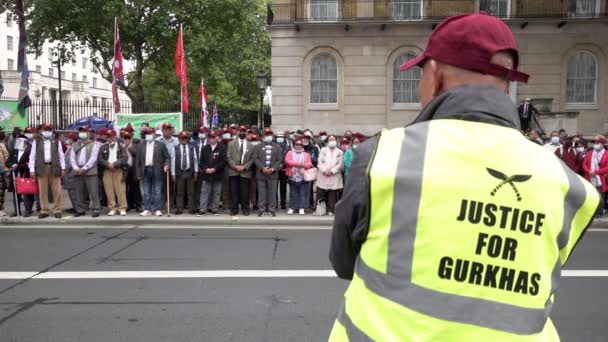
left=198, top=80, right=209, bottom=127
left=112, top=17, right=124, bottom=114
left=175, top=24, right=189, bottom=112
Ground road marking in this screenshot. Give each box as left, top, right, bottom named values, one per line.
left=587, top=229, right=608, bottom=232
left=0, top=270, right=606, bottom=280
left=0, top=225, right=332, bottom=230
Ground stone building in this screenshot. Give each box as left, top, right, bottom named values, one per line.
left=269, top=0, right=607, bottom=135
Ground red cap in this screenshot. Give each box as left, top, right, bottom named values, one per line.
left=78, top=126, right=90, bottom=132
left=319, top=130, right=327, bottom=136
left=399, top=12, right=529, bottom=83
left=42, top=123, right=53, bottom=131
left=209, top=130, right=219, bottom=138
left=178, top=131, right=189, bottom=139
left=238, top=125, right=247, bottom=132
left=595, top=136, right=607, bottom=144
left=67, top=132, right=79, bottom=141
left=124, top=123, right=134, bottom=133
left=162, top=122, right=174, bottom=130
left=221, top=128, right=230, bottom=134
left=263, top=128, right=274, bottom=136
left=142, top=127, right=155, bottom=135
left=199, top=126, right=209, bottom=134
left=105, top=129, right=117, bottom=137
left=251, top=134, right=259, bottom=141
left=25, top=126, right=37, bottom=134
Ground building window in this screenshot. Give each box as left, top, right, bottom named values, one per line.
left=393, top=0, right=423, bottom=19
left=7, top=59, right=15, bottom=70
left=310, top=54, right=338, bottom=104
left=82, top=57, right=87, bottom=69
left=48, top=68, right=54, bottom=77
left=5, top=14, right=13, bottom=27
left=310, top=0, right=338, bottom=21
left=72, top=59, right=76, bottom=67
left=7, top=36, right=13, bottom=51
left=568, top=0, right=599, bottom=16
left=82, top=75, right=88, bottom=83
left=72, top=73, right=77, bottom=81
left=480, top=0, right=510, bottom=17
left=93, top=77, right=97, bottom=88
left=60, top=71, right=65, bottom=80
left=48, top=48, right=54, bottom=61
left=393, top=53, right=421, bottom=104
left=566, top=51, right=597, bottom=104
left=36, top=65, right=41, bottom=74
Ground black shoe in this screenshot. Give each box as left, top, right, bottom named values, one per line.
left=73, top=212, right=83, bottom=217
left=54, top=213, right=62, bottom=219
left=189, top=209, right=198, bottom=215
left=197, top=211, right=206, bottom=216
left=243, top=210, right=250, bottom=216
left=136, top=207, right=144, bottom=213
left=270, top=211, right=276, bottom=217
left=38, top=213, right=49, bottom=219
left=65, top=208, right=76, bottom=214
left=281, top=205, right=287, bottom=210
left=210, top=210, right=219, bottom=216
left=10, top=213, right=17, bottom=217
left=92, top=212, right=100, bottom=218
left=24, top=211, right=31, bottom=218
left=175, top=210, right=183, bottom=215
left=230, top=210, right=238, bottom=216
left=258, top=211, right=264, bottom=217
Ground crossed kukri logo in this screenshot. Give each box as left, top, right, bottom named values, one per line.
left=487, top=168, right=532, bottom=202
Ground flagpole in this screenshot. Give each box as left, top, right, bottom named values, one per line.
left=113, top=16, right=118, bottom=123
left=179, top=24, right=184, bottom=116
left=201, top=78, right=204, bottom=127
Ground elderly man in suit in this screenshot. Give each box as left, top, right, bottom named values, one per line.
left=70, top=126, right=102, bottom=218
left=136, top=128, right=170, bottom=217
left=227, top=125, right=254, bottom=216
left=253, top=128, right=283, bottom=217
left=99, top=129, right=129, bottom=216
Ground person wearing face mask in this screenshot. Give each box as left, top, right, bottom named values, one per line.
left=220, top=127, right=233, bottom=212
left=275, top=132, right=290, bottom=210
left=6, top=134, right=34, bottom=217
left=171, top=131, right=199, bottom=215
left=198, top=130, right=226, bottom=216
left=302, top=131, right=319, bottom=211
left=316, top=135, right=344, bottom=216
left=249, top=133, right=260, bottom=211
left=70, top=126, right=102, bottom=218
left=135, top=128, right=170, bottom=217
left=343, top=130, right=354, bottom=142
left=252, top=129, right=282, bottom=217
left=226, top=126, right=254, bottom=216
left=62, top=132, right=80, bottom=215
left=190, top=126, right=209, bottom=212
left=555, top=137, right=582, bottom=173
left=343, top=137, right=361, bottom=180
left=28, top=123, right=66, bottom=219
left=583, top=136, right=608, bottom=218
left=318, top=130, right=328, bottom=149
left=544, top=131, right=562, bottom=154
left=99, top=130, right=129, bottom=216
left=285, top=139, right=313, bottom=215
left=339, top=137, right=351, bottom=152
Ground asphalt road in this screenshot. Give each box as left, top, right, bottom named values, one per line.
left=0, top=225, right=606, bottom=342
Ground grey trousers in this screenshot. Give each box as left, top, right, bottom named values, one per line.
left=200, top=180, right=222, bottom=212
left=175, top=172, right=194, bottom=210
left=257, top=177, right=278, bottom=212
left=74, top=175, right=101, bottom=213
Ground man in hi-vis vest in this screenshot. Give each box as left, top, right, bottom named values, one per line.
left=329, top=12, right=599, bottom=342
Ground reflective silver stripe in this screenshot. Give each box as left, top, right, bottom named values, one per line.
left=557, top=163, right=590, bottom=250
left=357, top=121, right=551, bottom=335
left=337, top=302, right=374, bottom=342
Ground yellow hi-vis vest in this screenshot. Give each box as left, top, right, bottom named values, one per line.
left=329, top=119, right=598, bottom=342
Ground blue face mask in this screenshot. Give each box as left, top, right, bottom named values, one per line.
left=42, top=131, right=53, bottom=139
left=551, top=137, right=560, bottom=144
left=264, top=136, right=273, bottom=143
left=276, top=137, right=285, bottom=144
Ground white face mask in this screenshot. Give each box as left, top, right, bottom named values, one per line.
left=577, top=147, right=585, bottom=153
left=251, top=141, right=260, bottom=147
left=42, top=131, right=53, bottom=139
left=145, top=135, right=154, bottom=142
left=15, top=139, right=26, bottom=151
left=200, top=134, right=207, bottom=139
left=593, top=144, right=603, bottom=151
left=264, top=136, right=273, bottom=143
left=24, top=133, right=34, bottom=139
left=78, top=132, right=88, bottom=140
left=328, top=141, right=337, bottom=148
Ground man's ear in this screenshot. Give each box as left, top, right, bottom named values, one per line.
left=428, top=60, right=444, bottom=98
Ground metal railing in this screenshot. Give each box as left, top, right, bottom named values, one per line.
left=268, top=0, right=608, bottom=24
left=0, top=97, right=271, bottom=131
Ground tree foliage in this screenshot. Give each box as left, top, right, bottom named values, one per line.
left=2, top=0, right=270, bottom=110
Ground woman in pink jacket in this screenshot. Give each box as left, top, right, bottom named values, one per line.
left=285, top=139, right=313, bottom=215
left=583, top=135, right=608, bottom=218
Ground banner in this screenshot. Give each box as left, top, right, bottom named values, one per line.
left=0, top=100, right=29, bottom=130
left=116, top=113, right=182, bottom=138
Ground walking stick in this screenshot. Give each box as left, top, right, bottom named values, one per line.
left=166, top=170, right=171, bottom=217
left=11, top=170, right=21, bottom=217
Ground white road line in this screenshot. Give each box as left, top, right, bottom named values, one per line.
left=0, top=225, right=332, bottom=230
left=0, top=270, right=606, bottom=280
left=587, top=229, right=608, bottom=232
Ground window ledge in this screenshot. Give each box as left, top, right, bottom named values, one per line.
left=307, top=103, right=339, bottom=111
left=392, top=103, right=422, bottom=111
left=564, top=104, right=599, bottom=111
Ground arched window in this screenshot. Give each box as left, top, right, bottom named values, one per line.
left=566, top=51, right=598, bottom=104
left=310, top=54, right=337, bottom=104
left=393, top=53, right=421, bottom=104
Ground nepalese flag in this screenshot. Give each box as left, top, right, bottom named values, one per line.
left=112, top=17, right=125, bottom=113
left=16, top=0, right=31, bottom=111
left=211, top=104, right=219, bottom=128
left=198, top=81, right=209, bottom=128
left=174, top=24, right=189, bottom=111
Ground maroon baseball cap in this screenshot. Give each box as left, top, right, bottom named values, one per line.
left=400, top=12, right=529, bottom=83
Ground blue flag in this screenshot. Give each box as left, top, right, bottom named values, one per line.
left=211, top=104, right=219, bottom=127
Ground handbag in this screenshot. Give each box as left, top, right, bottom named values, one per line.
left=303, top=167, right=318, bottom=182
left=314, top=200, right=327, bottom=216
left=16, top=177, right=39, bottom=195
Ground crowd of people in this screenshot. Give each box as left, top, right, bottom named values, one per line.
left=1, top=124, right=608, bottom=220
left=0, top=123, right=366, bottom=219
left=527, top=128, right=608, bottom=218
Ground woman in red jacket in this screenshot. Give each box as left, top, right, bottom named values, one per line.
left=285, top=139, right=313, bottom=215
left=583, top=135, right=608, bottom=218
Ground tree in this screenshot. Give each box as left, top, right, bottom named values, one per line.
left=1, top=0, right=270, bottom=111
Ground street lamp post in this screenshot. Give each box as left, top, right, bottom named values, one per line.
left=51, top=48, right=64, bottom=128
left=256, top=70, right=267, bottom=130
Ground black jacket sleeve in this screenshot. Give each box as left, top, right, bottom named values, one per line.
left=329, top=137, right=377, bottom=280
